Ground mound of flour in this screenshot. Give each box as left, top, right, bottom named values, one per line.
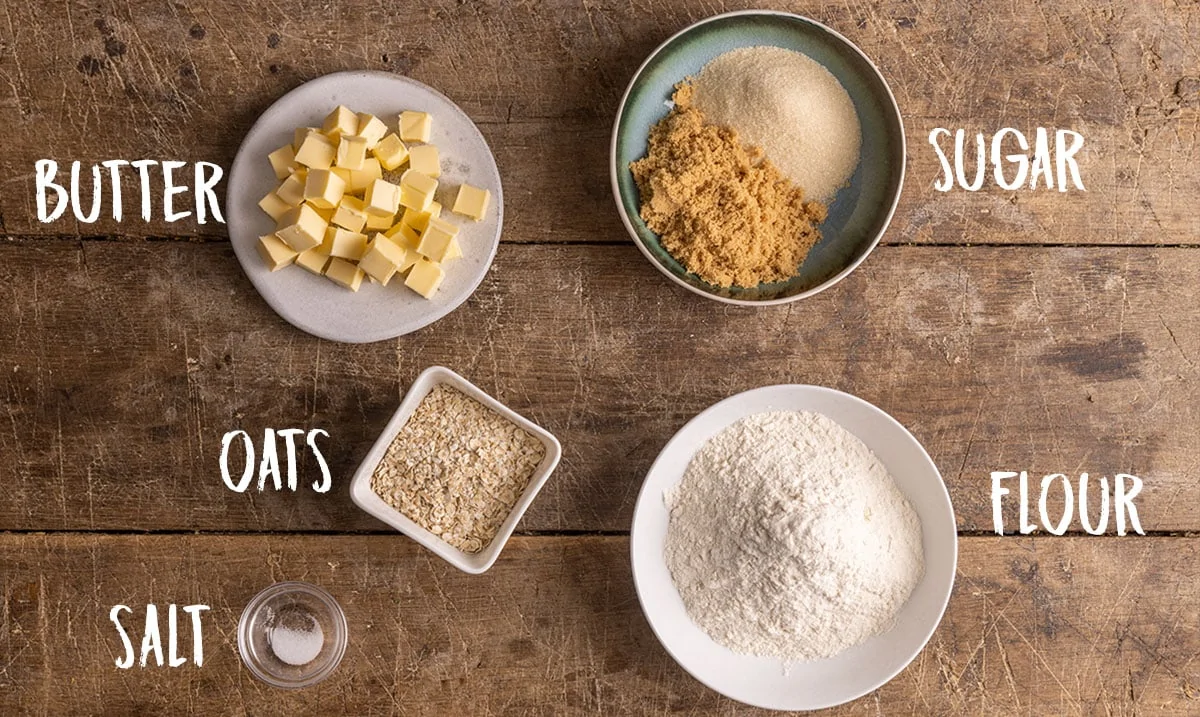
left=664, top=411, right=924, bottom=662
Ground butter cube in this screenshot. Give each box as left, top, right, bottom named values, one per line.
left=375, top=232, right=419, bottom=272
left=358, top=237, right=409, bottom=285
left=275, top=204, right=327, bottom=252
left=267, top=144, right=297, bottom=179
left=347, top=157, right=382, bottom=194
left=326, top=227, right=368, bottom=260
left=304, top=169, right=347, bottom=210
left=322, top=105, right=358, bottom=140
left=331, top=167, right=352, bottom=187
left=372, top=133, right=409, bottom=171
left=405, top=258, right=444, bottom=299
left=310, top=203, right=335, bottom=223
left=365, top=211, right=393, bottom=231
left=332, top=196, right=367, bottom=232
left=336, top=134, right=369, bottom=171
left=395, top=242, right=419, bottom=273
left=356, top=113, right=389, bottom=149
left=400, top=202, right=441, bottom=233
left=399, top=170, right=438, bottom=212
left=399, top=111, right=432, bottom=142
left=294, top=132, right=337, bottom=170
left=325, top=257, right=364, bottom=292
left=363, top=179, right=402, bottom=217
left=257, top=234, right=299, bottom=271
left=384, top=220, right=420, bottom=249
left=408, top=144, right=440, bottom=178
left=295, top=243, right=331, bottom=275
left=417, top=216, right=459, bottom=262
left=444, top=237, right=463, bottom=260
left=293, top=127, right=318, bottom=152
left=276, top=171, right=307, bottom=206
left=258, top=191, right=292, bottom=222
left=452, top=184, right=491, bottom=221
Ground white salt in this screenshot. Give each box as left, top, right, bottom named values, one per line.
left=268, top=610, right=324, bottom=666
left=691, top=46, right=862, bottom=203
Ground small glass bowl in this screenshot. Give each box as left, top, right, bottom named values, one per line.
left=237, top=581, right=348, bottom=689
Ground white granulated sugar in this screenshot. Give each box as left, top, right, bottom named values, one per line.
left=664, top=411, right=924, bottom=662
left=691, top=46, right=862, bottom=203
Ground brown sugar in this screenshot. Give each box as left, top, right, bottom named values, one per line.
left=630, top=84, right=827, bottom=289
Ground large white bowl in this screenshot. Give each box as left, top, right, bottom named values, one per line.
left=630, top=385, right=956, bottom=711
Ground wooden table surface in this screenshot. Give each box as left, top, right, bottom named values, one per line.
left=1, top=1, right=1198, bottom=715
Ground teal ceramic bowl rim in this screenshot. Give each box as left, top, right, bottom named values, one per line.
left=609, top=10, right=906, bottom=306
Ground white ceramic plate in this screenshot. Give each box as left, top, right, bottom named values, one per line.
left=630, top=385, right=957, bottom=711
left=226, top=71, right=503, bottom=343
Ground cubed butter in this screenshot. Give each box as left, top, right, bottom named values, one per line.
left=325, top=227, right=369, bottom=260
left=276, top=171, right=307, bottom=206
left=376, top=232, right=419, bottom=272
left=372, top=133, right=409, bottom=171
left=347, top=157, right=382, bottom=193
left=384, top=220, right=420, bottom=249
left=304, top=169, right=347, bottom=210
left=331, top=196, right=367, bottom=232
left=365, top=211, right=393, bottom=231
left=358, top=237, right=409, bottom=285
left=310, top=203, right=335, bottom=223
left=257, top=234, right=298, bottom=271
left=395, top=243, right=419, bottom=273
left=293, top=127, right=318, bottom=152
left=417, top=216, right=459, bottom=262
left=275, top=204, right=328, bottom=252
left=405, top=258, right=445, bottom=299
left=400, top=201, right=441, bottom=233
left=408, top=144, right=440, bottom=178
left=399, top=170, right=438, bottom=212
left=335, top=134, right=369, bottom=171
left=331, top=167, right=352, bottom=186
left=295, top=243, right=332, bottom=275
left=399, top=111, right=432, bottom=142
left=294, top=132, right=337, bottom=170
left=267, top=144, right=297, bottom=179
left=322, top=105, right=358, bottom=139
left=452, top=183, right=491, bottom=221
left=363, top=179, right=402, bottom=217
left=444, top=237, right=463, bottom=260
left=325, top=257, right=365, bottom=292
left=258, top=191, right=292, bottom=222
left=356, top=113, right=389, bottom=148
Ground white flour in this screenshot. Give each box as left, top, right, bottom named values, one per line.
left=664, top=411, right=924, bottom=662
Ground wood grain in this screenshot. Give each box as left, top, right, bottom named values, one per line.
left=0, top=1, right=1195, bottom=244
left=1, top=241, right=1196, bottom=534
left=0, top=534, right=1196, bottom=716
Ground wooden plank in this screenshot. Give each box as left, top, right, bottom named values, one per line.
left=0, top=241, right=1196, bottom=534
left=0, top=534, right=1196, bottom=715
left=0, top=1, right=1195, bottom=244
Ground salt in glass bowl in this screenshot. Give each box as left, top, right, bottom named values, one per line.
left=237, top=581, right=348, bottom=689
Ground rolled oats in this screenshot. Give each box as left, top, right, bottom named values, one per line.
left=370, top=383, right=546, bottom=553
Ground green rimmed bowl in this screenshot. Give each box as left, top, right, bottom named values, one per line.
left=610, top=10, right=905, bottom=305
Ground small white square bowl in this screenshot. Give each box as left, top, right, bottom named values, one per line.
left=349, top=365, right=562, bottom=574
